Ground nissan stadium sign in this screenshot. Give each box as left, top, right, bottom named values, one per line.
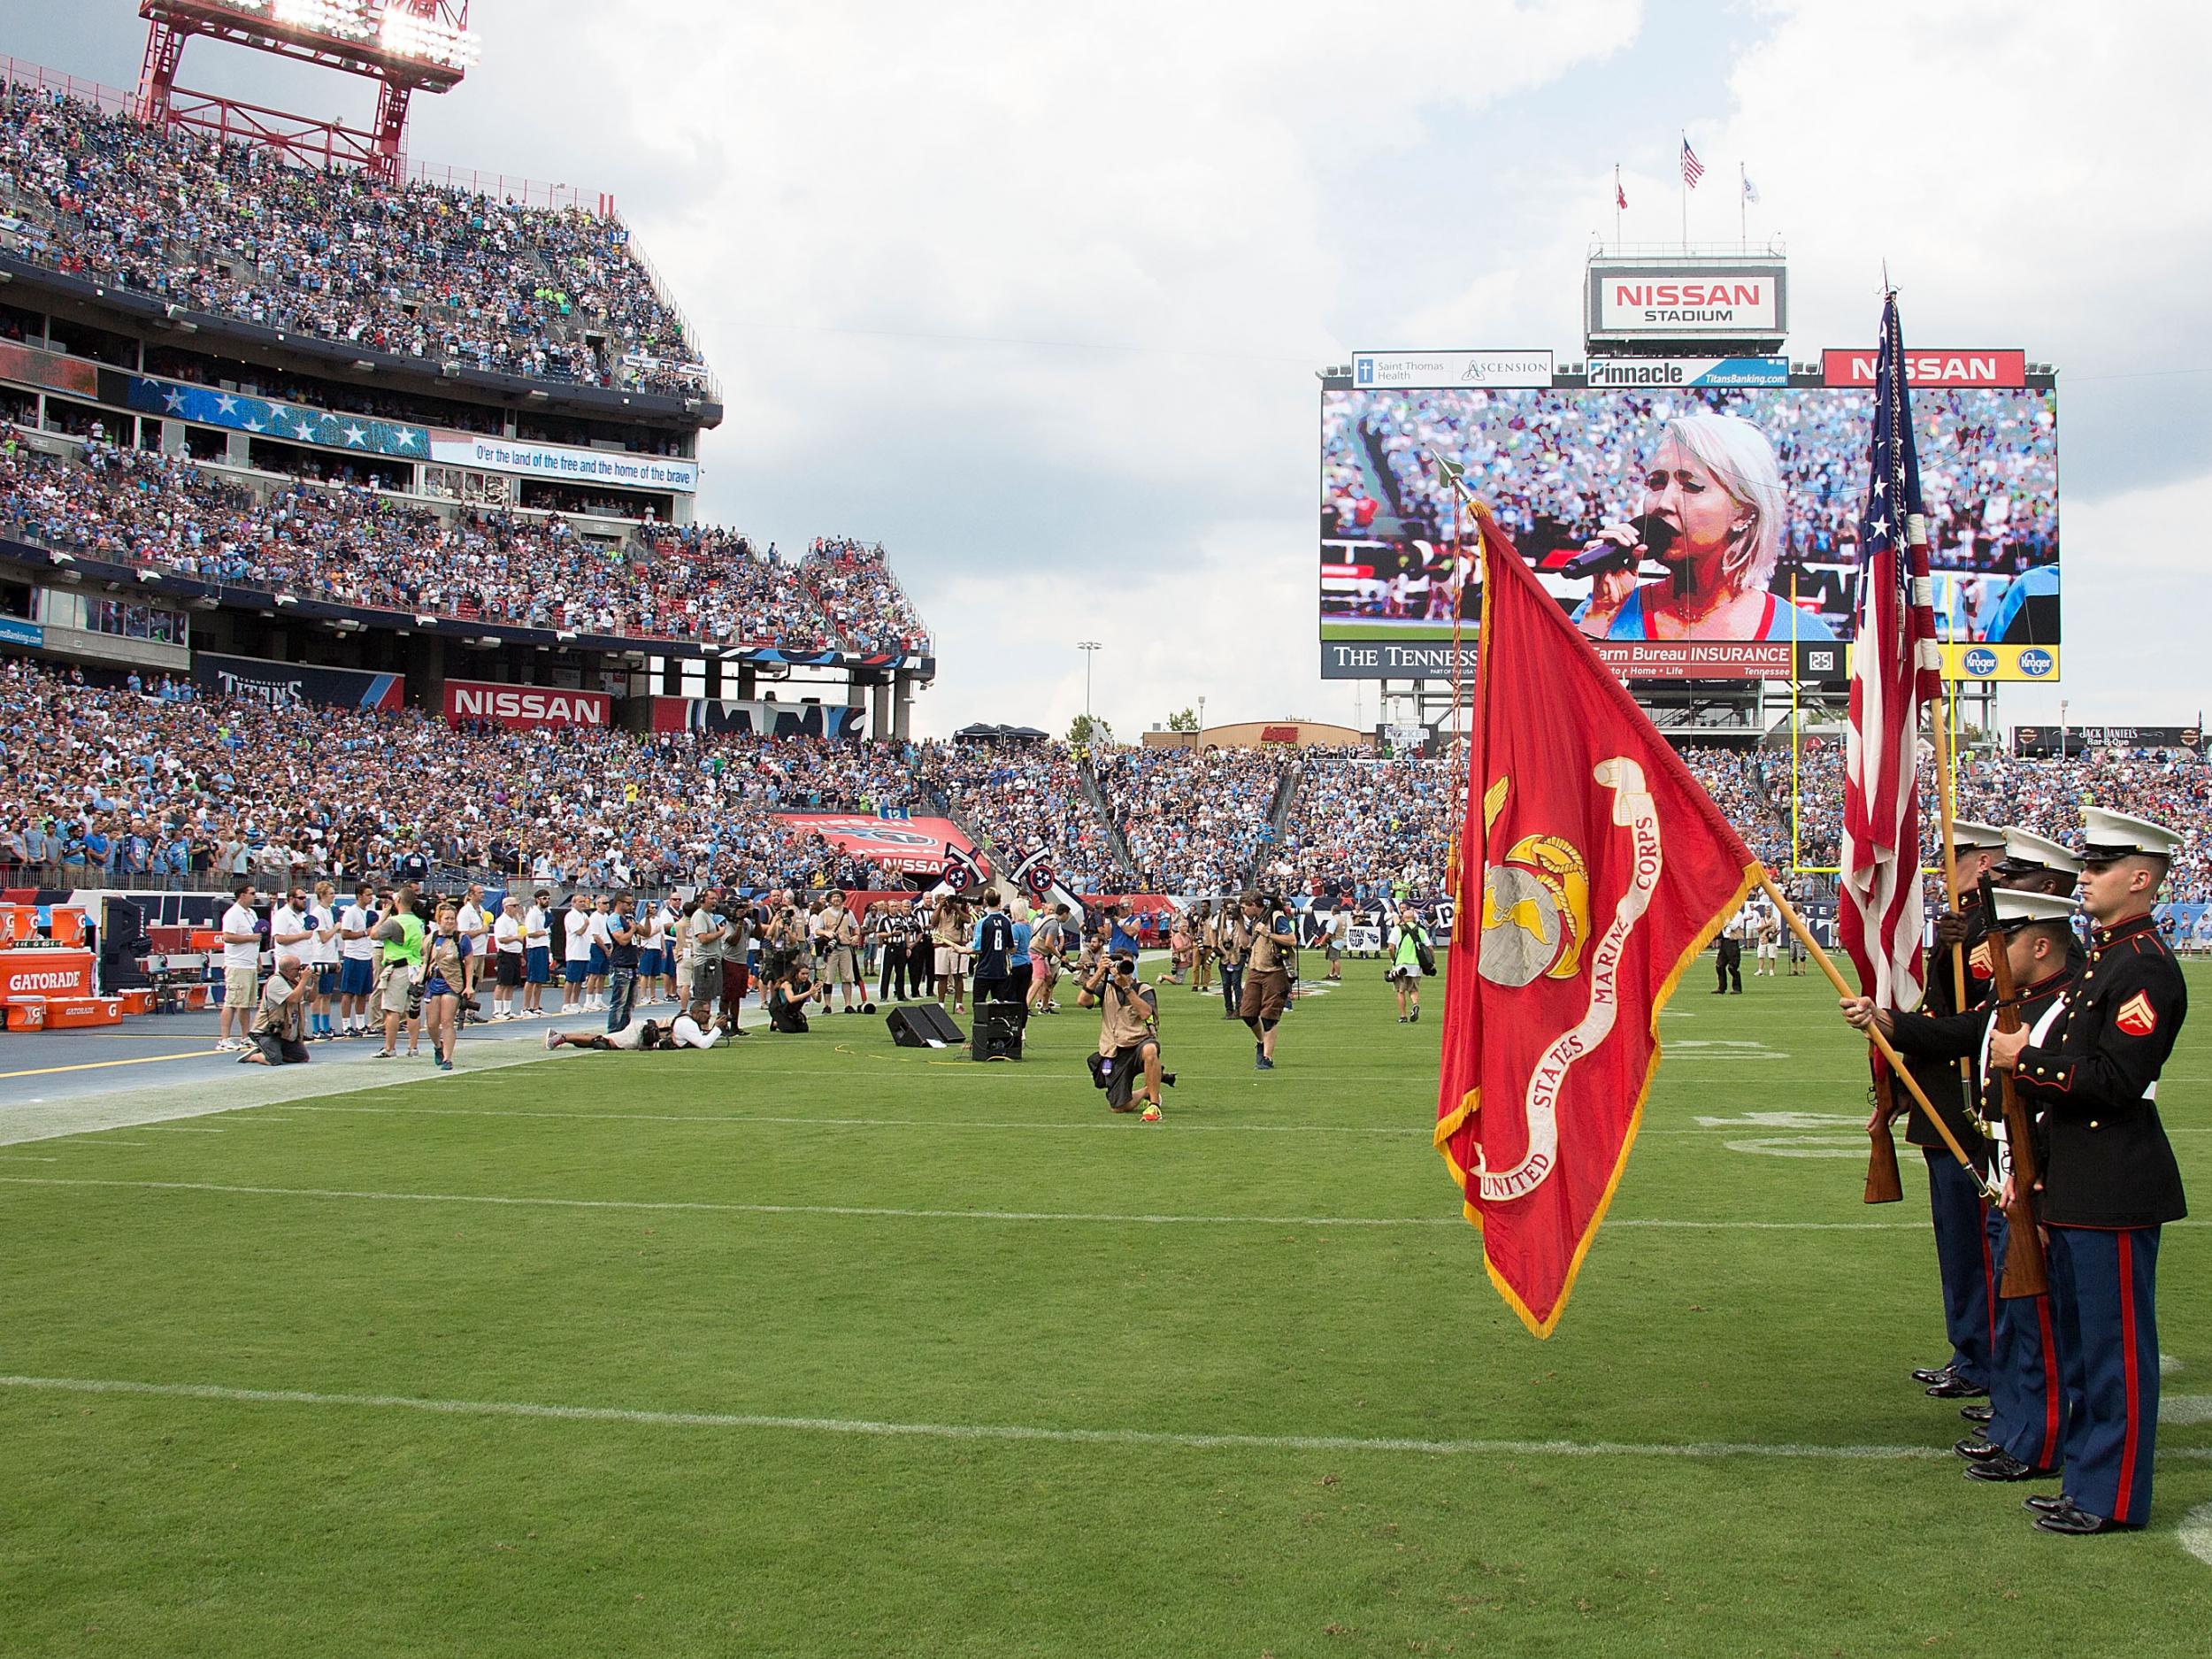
left=1587, top=263, right=1786, bottom=342
left=1351, top=349, right=1555, bottom=390
left=442, top=678, right=610, bottom=731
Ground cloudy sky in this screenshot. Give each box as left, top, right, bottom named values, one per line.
left=11, top=1, right=2208, bottom=738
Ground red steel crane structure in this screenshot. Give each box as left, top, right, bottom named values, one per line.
left=134, top=1, right=479, bottom=184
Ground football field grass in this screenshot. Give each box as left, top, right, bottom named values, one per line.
left=4, top=964, right=2208, bottom=1655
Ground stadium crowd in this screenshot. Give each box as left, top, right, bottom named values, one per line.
left=0, top=89, right=706, bottom=396
left=798, top=537, right=933, bottom=654
left=0, top=435, right=930, bottom=652
left=1094, top=747, right=1288, bottom=896
left=1775, top=740, right=2212, bottom=904
left=1272, top=753, right=1455, bottom=908
left=9, top=647, right=2206, bottom=923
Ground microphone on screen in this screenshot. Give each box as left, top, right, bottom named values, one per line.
left=1561, top=515, right=1677, bottom=580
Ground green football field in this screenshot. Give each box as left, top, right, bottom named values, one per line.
left=4, top=964, right=2208, bottom=1655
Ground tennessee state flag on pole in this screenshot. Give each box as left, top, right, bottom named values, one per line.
left=1436, top=504, right=1763, bottom=1337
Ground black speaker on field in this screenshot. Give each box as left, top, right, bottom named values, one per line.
left=99, top=896, right=149, bottom=989
left=970, top=1002, right=1025, bottom=1063
left=887, top=1004, right=964, bottom=1048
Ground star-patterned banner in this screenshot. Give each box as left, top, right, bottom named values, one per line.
left=126, top=376, right=432, bottom=460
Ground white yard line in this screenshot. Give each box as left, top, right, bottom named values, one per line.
left=12, top=1175, right=2171, bottom=1231
left=1, top=1373, right=2207, bottom=1466
left=292, top=1104, right=1432, bottom=1137
left=0, top=1374, right=1995, bottom=1462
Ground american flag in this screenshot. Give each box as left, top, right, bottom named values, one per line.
left=1679, top=138, right=1704, bottom=188
left=1839, top=294, right=1945, bottom=1010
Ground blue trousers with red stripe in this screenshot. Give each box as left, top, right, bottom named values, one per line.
left=2046, top=1224, right=2161, bottom=1526
left=1984, top=1209, right=2064, bottom=1470
left=1926, top=1149, right=1993, bottom=1386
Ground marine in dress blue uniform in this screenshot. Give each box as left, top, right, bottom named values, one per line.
left=1896, top=820, right=2007, bottom=1400
left=1993, top=807, right=2189, bottom=1535
left=1875, top=889, right=2080, bottom=1482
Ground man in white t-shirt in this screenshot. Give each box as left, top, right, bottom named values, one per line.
left=545, top=1010, right=661, bottom=1051
left=457, top=884, right=490, bottom=1005
left=562, top=892, right=595, bottom=1014
left=492, top=896, right=525, bottom=1020
left=337, top=881, right=380, bottom=1037
left=306, top=879, right=341, bottom=1041
left=522, top=890, right=553, bottom=1016
left=270, top=887, right=312, bottom=975
left=586, top=896, right=615, bottom=1012
left=216, top=879, right=262, bottom=1053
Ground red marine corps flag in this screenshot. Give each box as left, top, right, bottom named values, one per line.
left=1436, top=504, right=1763, bottom=1337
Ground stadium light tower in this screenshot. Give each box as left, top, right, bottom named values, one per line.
left=135, top=2, right=480, bottom=185
left=1078, top=641, right=1102, bottom=719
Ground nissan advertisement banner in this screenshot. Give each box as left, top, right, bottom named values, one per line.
left=1587, top=265, right=1785, bottom=337
left=442, top=677, right=610, bottom=731
left=1820, top=349, right=2027, bottom=388
left=194, top=651, right=404, bottom=712
left=775, top=814, right=982, bottom=877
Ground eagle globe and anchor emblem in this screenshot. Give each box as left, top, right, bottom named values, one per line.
left=1462, top=760, right=1664, bottom=1203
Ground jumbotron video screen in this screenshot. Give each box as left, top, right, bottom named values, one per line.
left=1319, top=380, right=2060, bottom=677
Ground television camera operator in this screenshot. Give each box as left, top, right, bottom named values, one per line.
left=1076, top=946, right=1173, bottom=1115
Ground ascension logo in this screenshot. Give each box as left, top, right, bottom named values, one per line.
left=1472, top=758, right=1662, bottom=1203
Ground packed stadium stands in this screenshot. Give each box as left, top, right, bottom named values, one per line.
left=5, top=646, right=2204, bottom=915
left=0, top=433, right=927, bottom=653
left=1093, top=746, right=1288, bottom=896
left=0, top=88, right=707, bottom=396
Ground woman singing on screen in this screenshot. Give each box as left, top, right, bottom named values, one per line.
left=1573, top=411, right=1836, bottom=642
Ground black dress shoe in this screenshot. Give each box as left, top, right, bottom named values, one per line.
left=1954, top=1436, right=2001, bottom=1461
left=2033, top=1503, right=2136, bottom=1535
left=1959, top=1404, right=1993, bottom=1425
left=1912, top=1364, right=1955, bottom=1385
left=2022, top=1493, right=2075, bottom=1516
left=1926, top=1375, right=1989, bottom=1399
left=1963, top=1451, right=2060, bottom=1483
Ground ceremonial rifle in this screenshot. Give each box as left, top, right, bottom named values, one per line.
left=1864, top=1058, right=1905, bottom=1204
left=1975, top=873, right=2049, bottom=1300
left=1755, top=873, right=1995, bottom=1201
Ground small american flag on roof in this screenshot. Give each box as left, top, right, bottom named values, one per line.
left=1680, top=138, right=1705, bottom=188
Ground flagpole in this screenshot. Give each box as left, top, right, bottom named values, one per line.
left=1679, top=134, right=1687, bottom=245
left=1789, top=571, right=1801, bottom=872
left=1755, top=870, right=1993, bottom=1194
left=1932, top=558, right=1970, bottom=1074
left=1614, top=163, right=1622, bottom=250
left=1738, top=162, right=1746, bottom=250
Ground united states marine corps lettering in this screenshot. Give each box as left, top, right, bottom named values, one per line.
left=1992, top=807, right=2189, bottom=1535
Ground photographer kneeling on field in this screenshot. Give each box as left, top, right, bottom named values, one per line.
left=239, top=956, right=312, bottom=1065
left=1078, top=949, right=1175, bottom=1114
left=768, top=958, right=824, bottom=1033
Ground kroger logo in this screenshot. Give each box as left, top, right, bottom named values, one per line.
left=2018, top=648, right=2055, bottom=678
left=1962, top=647, right=2000, bottom=677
